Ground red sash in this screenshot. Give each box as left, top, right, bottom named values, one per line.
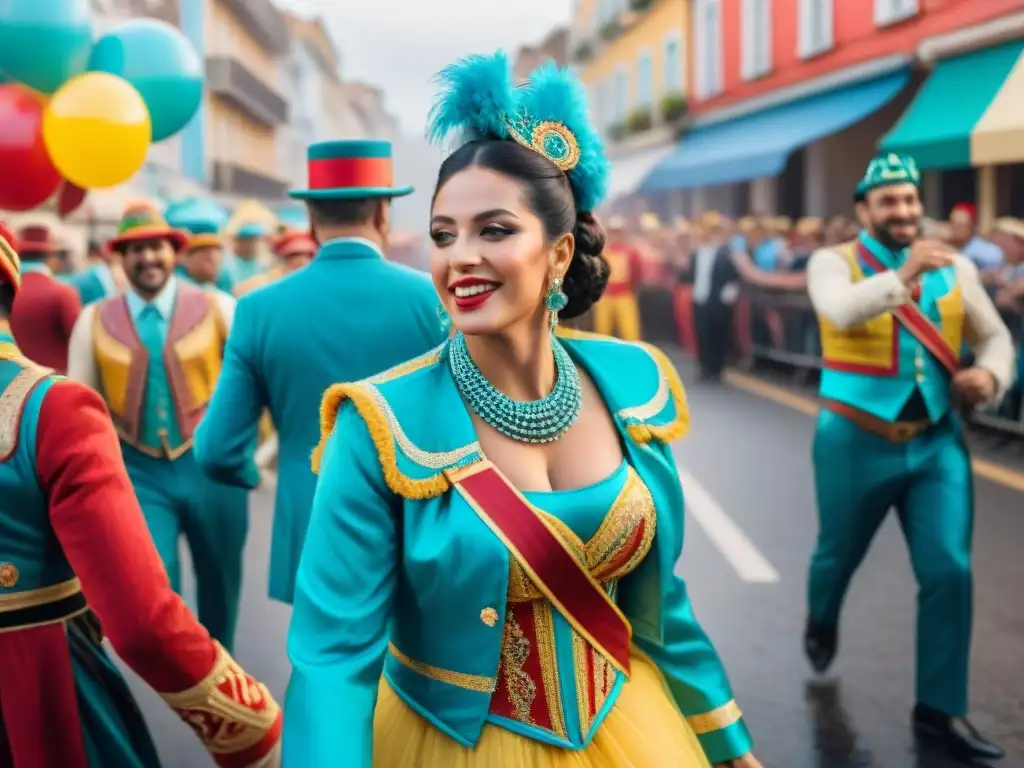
left=446, top=461, right=633, bottom=676
left=856, top=243, right=960, bottom=376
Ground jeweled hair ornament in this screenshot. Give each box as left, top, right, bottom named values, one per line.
left=427, top=51, right=610, bottom=212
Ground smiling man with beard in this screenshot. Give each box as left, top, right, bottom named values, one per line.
left=803, top=153, right=1013, bottom=762
left=66, top=204, right=254, bottom=654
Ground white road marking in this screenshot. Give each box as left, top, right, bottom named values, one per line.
left=676, top=464, right=781, bottom=584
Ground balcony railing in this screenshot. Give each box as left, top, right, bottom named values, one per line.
left=211, top=161, right=288, bottom=200
left=206, top=56, right=289, bottom=128
left=218, top=0, right=288, bottom=55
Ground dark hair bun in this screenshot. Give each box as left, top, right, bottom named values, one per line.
left=561, top=211, right=609, bottom=320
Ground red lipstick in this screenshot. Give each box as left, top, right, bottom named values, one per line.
left=449, top=276, right=501, bottom=311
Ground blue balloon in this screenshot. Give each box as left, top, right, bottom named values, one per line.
left=87, top=19, right=202, bottom=142
left=0, top=0, right=93, bottom=94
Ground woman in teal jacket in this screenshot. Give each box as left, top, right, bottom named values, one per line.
left=284, top=52, right=759, bottom=768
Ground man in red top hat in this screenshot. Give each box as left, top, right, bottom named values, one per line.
left=8, top=225, right=82, bottom=373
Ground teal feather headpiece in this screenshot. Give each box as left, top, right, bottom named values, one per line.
left=427, top=51, right=610, bottom=212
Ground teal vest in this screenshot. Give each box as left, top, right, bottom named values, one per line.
left=135, top=313, right=185, bottom=452
left=818, top=237, right=964, bottom=422
left=0, top=339, right=75, bottom=596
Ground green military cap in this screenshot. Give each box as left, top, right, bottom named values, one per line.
left=856, top=152, right=921, bottom=203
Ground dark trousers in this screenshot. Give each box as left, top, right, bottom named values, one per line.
left=694, top=301, right=731, bottom=379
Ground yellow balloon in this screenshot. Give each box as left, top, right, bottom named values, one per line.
left=42, top=72, right=152, bottom=189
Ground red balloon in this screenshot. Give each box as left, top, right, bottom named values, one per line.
left=56, top=180, right=87, bottom=218
left=0, top=84, right=61, bottom=211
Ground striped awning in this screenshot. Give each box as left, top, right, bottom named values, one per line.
left=882, top=39, right=1024, bottom=169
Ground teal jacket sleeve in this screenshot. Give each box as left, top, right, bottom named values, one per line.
left=632, top=443, right=753, bottom=764
left=283, top=403, right=398, bottom=768
left=193, top=297, right=261, bottom=489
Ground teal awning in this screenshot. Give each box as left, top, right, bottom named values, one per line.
left=880, top=39, right=1024, bottom=170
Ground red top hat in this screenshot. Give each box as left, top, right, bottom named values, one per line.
left=17, top=225, right=56, bottom=254
left=274, top=230, right=317, bottom=258
left=0, top=222, right=21, bottom=295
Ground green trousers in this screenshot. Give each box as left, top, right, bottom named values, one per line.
left=123, top=445, right=249, bottom=653
left=808, top=409, right=974, bottom=716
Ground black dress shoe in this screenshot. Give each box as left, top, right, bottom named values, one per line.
left=803, top=620, right=837, bottom=674
left=913, top=703, right=1005, bottom=761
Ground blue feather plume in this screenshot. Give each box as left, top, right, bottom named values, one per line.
left=427, top=52, right=515, bottom=146
left=426, top=51, right=611, bottom=212
left=517, top=62, right=610, bottom=212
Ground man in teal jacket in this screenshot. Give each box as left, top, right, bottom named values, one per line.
left=194, top=139, right=448, bottom=605
left=805, top=153, right=1013, bottom=761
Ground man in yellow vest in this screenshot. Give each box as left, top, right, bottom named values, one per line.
left=66, top=204, right=253, bottom=653
left=592, top=215, right=643, bottom=340
left=804, top=153, right=1012, bottom=762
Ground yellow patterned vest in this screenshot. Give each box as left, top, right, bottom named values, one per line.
left=92, top=283, right=227, bottom=458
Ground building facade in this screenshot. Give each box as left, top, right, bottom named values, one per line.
left=513, top=28, right=570, bottom=80
left=570, top=0, right=688, bottom=211
left=639, top=0, right=1024, bottom=222
left=200, top=0, right=290, bottom=203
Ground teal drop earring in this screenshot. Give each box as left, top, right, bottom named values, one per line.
left=436, top=303, right=452, bottom=334
left=545, top=275, right=568, bottom=331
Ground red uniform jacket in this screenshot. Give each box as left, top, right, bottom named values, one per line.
left=0, top=378, right=282, bottom=767
left=10, top=272, right=82, bottom=373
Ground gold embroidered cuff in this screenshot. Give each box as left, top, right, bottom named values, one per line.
left=159, top=642, right=281, bottom=756
left=687, top=699, right=743, bottom=735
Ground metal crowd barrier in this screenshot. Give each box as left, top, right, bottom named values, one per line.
left=634, top=282, right=1024, bottom=440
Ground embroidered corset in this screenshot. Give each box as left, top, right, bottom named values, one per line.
left=487, top=462, right=656, bottom=748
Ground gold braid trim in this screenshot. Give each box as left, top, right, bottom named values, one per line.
left=555, top=328, right=690, bottom=444
left=159, top=642, right=280, bottom=756
left=687, top=699, right=743, bottom=735
left=312, top=382, right=451, bottom=499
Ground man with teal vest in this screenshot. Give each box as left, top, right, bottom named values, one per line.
left=66, top=204, right=254, bottom=652
left=194, top=139, right=448, bottom=605
left=805, top=153, right=1013, bottom=761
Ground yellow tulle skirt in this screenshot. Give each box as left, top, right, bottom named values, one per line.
left=373, top=650, right=713, bottom=768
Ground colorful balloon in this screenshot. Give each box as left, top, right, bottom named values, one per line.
left=87, top=19, right=203, bottom=142
left=56, top=181, right=87, bottom=218
left=0, top=84, right=62, bottom=211
left=0, top=0, right=93, bottom=94
left=43, top=72, right=152, bottom=189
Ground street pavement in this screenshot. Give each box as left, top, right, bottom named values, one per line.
left=117, top=354, right=1024, bottom=768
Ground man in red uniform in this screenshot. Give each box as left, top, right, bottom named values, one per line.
left=0, top=224, right=282, bottom=767
left=8, top=225, right=81, bottom=372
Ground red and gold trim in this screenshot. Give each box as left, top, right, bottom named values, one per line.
left=489, top=602, right=567, bottom=738
left=159, top=642, right=282, bottom=768
left=446, top=460, right=633, bottom=677
left=0, top=226, right=21, bottom=294
left=857, top=243, right=959, bottom=376
left=571, top=629, right=616, bottom=735
left=0, top=351, right=54, bottom=462
left=308, top=156, right=394, bottom=190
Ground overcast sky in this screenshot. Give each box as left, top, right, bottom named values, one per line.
left=280, top=0, right=574, bottom=135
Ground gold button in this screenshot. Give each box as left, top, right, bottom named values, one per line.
left=480, top=607, right=499, bottom=627
left=915, top=374, right=925, bottom=383
left=0, top=562, right=19, bottom=588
